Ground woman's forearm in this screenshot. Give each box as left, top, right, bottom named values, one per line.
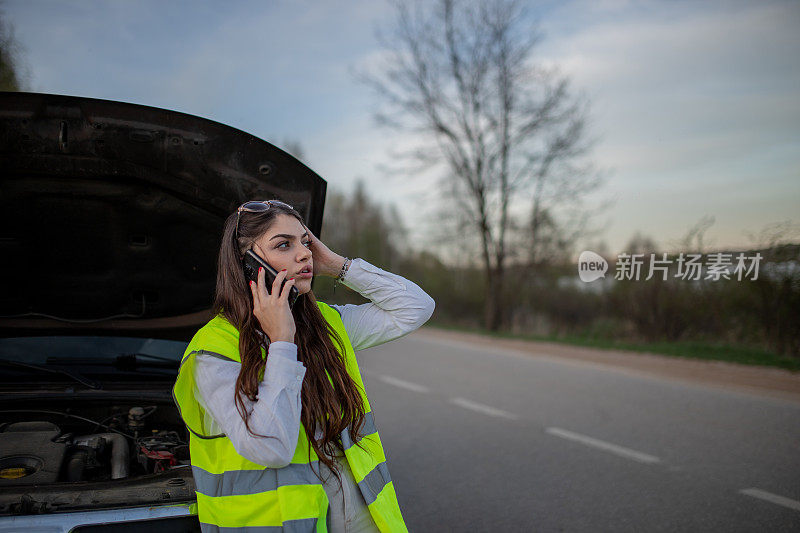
left=194, top=342, right=305, bottom=468
left=330, top=258, right=435, bottom=351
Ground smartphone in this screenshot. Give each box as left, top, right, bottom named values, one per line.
left=242, top=249, right=299, bottom=308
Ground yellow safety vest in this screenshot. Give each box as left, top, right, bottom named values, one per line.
left=173, top=301, right=408, bottom=532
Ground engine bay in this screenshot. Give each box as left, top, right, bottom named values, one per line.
left=0, top=395, right=195, bottom=515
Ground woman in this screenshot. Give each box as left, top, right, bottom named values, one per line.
left=173, top=200, right=435, bottom=533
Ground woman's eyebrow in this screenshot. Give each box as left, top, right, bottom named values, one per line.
left=269, top=232, right=309, bottom=241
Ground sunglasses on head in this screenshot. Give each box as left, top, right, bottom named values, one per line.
left=235, top=200, right=294, bottom=244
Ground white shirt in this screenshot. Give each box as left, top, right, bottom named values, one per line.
left=193, top=258, right=435, bottom=468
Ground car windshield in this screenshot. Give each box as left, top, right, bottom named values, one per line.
left=0, top=336, right=187, bottom=366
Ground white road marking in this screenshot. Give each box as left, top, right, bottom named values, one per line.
left=739, top=488, right=800, bottom=511
left=378, top=374, right=430, bottom=393
left=449, top=397, right=519, bottom=420
left=545, top=427, right=661, bottom=464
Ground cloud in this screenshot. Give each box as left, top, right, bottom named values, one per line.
left=533, top=0, right=800, bottom=252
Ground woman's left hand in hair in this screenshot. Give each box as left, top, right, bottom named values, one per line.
left=306, top=228, right=347, bottom=277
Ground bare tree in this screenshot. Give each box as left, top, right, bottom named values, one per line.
left=359, top=0, right=600, bottom=330
left=625, top=231, right=659, bottom=255
left=0, top=5, right=29, bottom=91
left=673, top=215, right=715, bottom=254
left=745, top=219, right=800, bottom=251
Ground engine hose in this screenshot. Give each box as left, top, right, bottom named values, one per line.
left=73, top=433, right=130, bottom=479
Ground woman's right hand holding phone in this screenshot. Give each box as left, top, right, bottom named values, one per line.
left=249, top=267, right=297, bottom=343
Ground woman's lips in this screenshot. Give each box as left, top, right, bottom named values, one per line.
left=297, top=269, right=313, bottom=279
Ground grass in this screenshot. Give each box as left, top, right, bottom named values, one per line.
left=425, top=323, right=800, bottom=372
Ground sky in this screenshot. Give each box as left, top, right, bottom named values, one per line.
left=4, top=0, right=799, bottom=257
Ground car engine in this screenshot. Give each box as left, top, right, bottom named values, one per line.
left=0, top=405, right=188, bottom=485
left=0, top=397, right=196, bottom=516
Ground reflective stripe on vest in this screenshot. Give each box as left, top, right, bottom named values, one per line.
left=199, top=520, right=319, bottom=533
left=173, top=301, right=408, bottom=532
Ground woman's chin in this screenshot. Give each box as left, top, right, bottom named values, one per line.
left=296, top=280, right=313, bottom=294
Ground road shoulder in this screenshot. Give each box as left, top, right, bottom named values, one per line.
left=415, top=327, right=800, bottom=404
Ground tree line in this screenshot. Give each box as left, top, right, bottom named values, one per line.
left=315, top=184, right=800, bottom=359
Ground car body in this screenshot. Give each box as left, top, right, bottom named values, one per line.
left=0, top=92, right=326, bottom=532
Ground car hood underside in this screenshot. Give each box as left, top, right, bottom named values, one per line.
left=0, top=92, right=326, bottom=341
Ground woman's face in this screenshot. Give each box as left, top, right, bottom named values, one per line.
left=251, top=214, right=313, bottom=295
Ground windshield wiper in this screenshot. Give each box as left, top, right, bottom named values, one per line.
left=0, top=360, right=101, bottom=389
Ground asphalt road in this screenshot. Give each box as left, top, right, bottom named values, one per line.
left=355, top=331, right=800, bottom=532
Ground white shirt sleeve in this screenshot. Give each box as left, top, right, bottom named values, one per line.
left=329, top=258, right=436, bottom=351
left=193, top=340, right=306, bottom=468
left=192, top=260, right=434, bottom=462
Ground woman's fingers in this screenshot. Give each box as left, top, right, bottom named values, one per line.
left=306, top=227, right=321, bottom=250
left=271, top=268, right=287, bottom=298
left=249, top=266, right=296, bottom=342
left=258, top=264, right=266, bottom=292
left=280, top=276, right=296, bottom=301
left=305, top=226, right=344, bottom=277
left=249, top=278, right=260, bottom=308
left=308, top=229, right=327, bottom=251
left=250, top=267, right=266, bottom=315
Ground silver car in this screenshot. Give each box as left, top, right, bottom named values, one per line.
left=0, top=92, right=326, bottom=532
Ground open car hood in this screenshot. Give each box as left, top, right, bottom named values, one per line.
left=0, top=92, right=326, bottom=341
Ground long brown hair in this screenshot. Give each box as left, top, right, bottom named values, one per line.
left=211, top=202, right=368, bottom=488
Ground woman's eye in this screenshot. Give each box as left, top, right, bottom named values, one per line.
left=275, top=240, right=310, bottom=250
